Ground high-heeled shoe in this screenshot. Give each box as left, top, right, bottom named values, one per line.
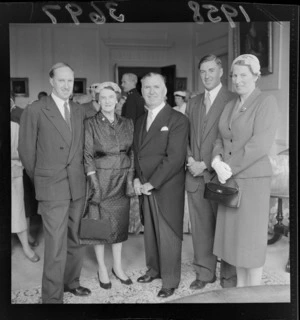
left=97, top=271, right=112, bottom=289
left=112, top=268, right=133, bottom=285
left=25, top=252, right=40, bottom=263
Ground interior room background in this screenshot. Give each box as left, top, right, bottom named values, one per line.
left=10, top=21, right=289, bottom=155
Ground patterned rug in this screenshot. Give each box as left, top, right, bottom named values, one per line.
left=11, top=260, right=290, bottom=304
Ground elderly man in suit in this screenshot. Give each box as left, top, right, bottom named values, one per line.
left=121, top=73, right=145, bottom=125
left=133, top=73, right=189, bottom=298
left=186, top=54, right=237, bottom=290
left=18, top=62, right=91, bottom=304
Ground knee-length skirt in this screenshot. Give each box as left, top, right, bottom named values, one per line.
left=213, top=177, right=271, bottom=268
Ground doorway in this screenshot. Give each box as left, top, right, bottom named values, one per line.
left=117, top=65, right=176, bottom=107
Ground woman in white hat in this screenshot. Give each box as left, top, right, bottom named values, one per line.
left=173, top=91, right=187, bottom=114
left=83, top=82, right=134, bottom=289
left=211, top=54, right=279, bottom=287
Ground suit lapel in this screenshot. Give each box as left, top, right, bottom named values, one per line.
left=202, top=87, right=227, bottom=142
left=136, top=113, right=147, bottom=149
left=67, top=102, right=82, bottom=164
left=140, top=104, right=171, bottom=150
left=230, top=88, right=261, bottom=127
left=42, top=96, right=72, bottom=146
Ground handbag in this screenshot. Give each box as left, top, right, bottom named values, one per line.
left=204, top=174, right=241, bottom=208
left=79, top=203, right=111, bottom=240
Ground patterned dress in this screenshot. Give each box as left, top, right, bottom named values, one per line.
left=83, top=112, right=134, bottom=244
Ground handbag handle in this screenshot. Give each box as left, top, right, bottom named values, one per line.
left=210, top=172, right=239, bottom=190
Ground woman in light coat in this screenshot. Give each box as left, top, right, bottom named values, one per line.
left=211, top=54, right=279, bottom=287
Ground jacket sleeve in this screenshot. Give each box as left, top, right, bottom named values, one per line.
left=149, top=115, right=189, bottom=189
left=83, top=119, right=96, bottom=174
left=18, top=105, right=38, bottom=181
left=226, top=95, right=279, bottom=175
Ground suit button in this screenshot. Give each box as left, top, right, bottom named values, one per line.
left=229, top=152, right=232, bottom=155
left=60, top=147, right=64, bottom=150
left=230, top=139, right=232, bottom=142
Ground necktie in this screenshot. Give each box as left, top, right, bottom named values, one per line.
left=204, top=92, right=211, bottom=114
left=64, top=101, right=72, bottom=130
left=146, top=110, right=154, bottom=131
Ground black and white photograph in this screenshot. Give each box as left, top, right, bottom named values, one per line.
left=0, top=1, right=298, bottom=320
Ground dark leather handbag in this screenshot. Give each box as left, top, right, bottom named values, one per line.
left=79, top=203, right=111, bottom=240
left=204, top=175, right=241, bottom=208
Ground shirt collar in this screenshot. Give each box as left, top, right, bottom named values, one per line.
left=145, top=101, right=165, bottom=117
left=205, top=83, right=222, bottom=104
left=51, top=92, right=69, bottom=108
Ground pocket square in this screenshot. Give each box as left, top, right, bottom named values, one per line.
left=161, top=126, right=169, bottom=131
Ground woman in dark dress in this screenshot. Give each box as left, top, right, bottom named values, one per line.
left=84, top=82, right=135, bottom=289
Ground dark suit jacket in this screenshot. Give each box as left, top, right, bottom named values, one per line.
left=133, top=104, right=189, bottom=239
left=186, top=86, right=236, bottom=192
left=121, top=88, right=145, bottom=125
left=18, top=95, right=86, bottom=201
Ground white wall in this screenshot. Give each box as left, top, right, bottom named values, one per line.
left=10, top=22, right=289, bottom=151
left=10, top=23, right=194, bottom=107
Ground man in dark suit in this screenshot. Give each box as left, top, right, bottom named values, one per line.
left=186, top=54, right=237, bottom=290
left=133, top=73, right=189, bottom=298
left=121, top=73, right=145, bottom=125
left=18, top=62, right=91, bottom=303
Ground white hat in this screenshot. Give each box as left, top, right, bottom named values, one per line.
left=94, top=82, right=121, bottom=94
left=231, top=54, right=261, bottom=76
left=174, top=91, right=186, bottom=97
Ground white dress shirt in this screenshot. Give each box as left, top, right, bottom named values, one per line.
left=51, top=93, right=70, bottom=120
left=204, top=82, right=222, bottom=106
left=145, top=102, right=165, bottom=131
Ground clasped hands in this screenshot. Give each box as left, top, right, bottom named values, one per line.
left=211, top=155, right=232, bottom=184
left=186, top=157, right=207, bottom=177
left=134, top=179, right=153, bottom=196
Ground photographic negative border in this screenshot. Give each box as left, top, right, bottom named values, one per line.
left=0, top=1, right=298, bottom=320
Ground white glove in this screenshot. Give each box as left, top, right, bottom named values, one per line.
left=211, top=156, right=232, bottom=184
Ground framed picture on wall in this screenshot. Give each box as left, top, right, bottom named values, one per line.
left=233, top=22, right=273, bottom=75
left=175, top=77, right=187, bottom=91
left=10, top=77, right=29, bottom=97
left=73, top=78, right=87, bottom=95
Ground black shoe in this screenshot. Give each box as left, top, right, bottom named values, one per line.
left=220, top=276, right=237, bottom=288
left=157, top=287, right=175, bottom=298
left=97, top=271, right=112, bottom=289
left=137, top=274, right=160, bottom=283
left=64, top=286, right=91, bottom=296
left=112, top=268, right=133, bottom=285
left=189, top=275, right=217, bottom=290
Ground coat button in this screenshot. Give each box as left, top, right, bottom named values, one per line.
left=230, top=139, right=232, bottom=142
left=60, top=147, right=64, bottom=149
left=229, top=152, right=232, bottom=155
